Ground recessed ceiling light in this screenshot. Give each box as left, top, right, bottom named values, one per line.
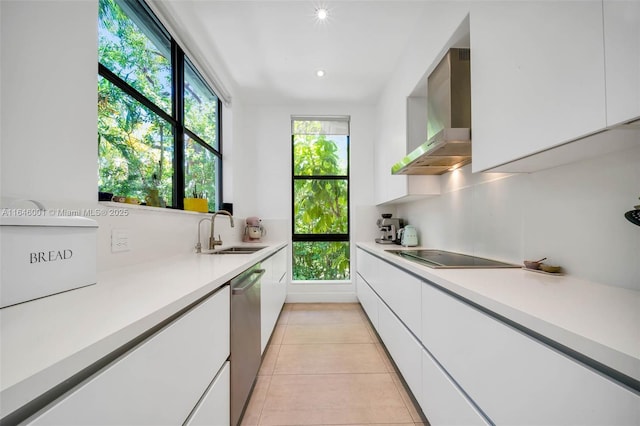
left=316, top=8, right=328, bottom=20
left=316, top=70, right=325, bottom=77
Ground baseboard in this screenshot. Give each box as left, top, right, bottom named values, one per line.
left=285, top=292, right=358, bottom=303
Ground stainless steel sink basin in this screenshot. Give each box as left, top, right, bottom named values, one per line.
left=205, top=246, right=266, bottom=255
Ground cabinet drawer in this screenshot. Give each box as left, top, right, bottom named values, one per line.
left=357, top=249, right=421, bottom=337
left=378, top=299, right=422, bottom=403
left=376, top=258, right=421, bottom=337
left=185, top=361, right=230, bottom=426
left=356, top=248, right=378, bottom=285
left=261, top=248, right=287, bottom=353
left=356, top=273, right=378, bottom=329
left=421, top=283, right=639, bottom=425
left=30, top=286, right=231, bottom=426
left=271, top=247, right=287, bottom=282
left=421, top=349, right=488, bottom=426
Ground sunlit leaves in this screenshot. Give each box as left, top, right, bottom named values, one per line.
left=184, top=60, right=219, bottom=149
left=292, top=125, right=350, bottom=280
left=98, top=77, right=173, bottom=204
left=97, top=0, right=219, bottom=209
left=185, top=136, right=218, bottom=211
left=293, top=242, right=350, bottom=281
left=293, top=134, right=347, bottom=176
left=98, top=0, right=171, bottom=113
left=293, top=180, right=347, bottom=234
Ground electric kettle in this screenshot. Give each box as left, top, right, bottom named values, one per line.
left=399, top=225, right=418, bottom=247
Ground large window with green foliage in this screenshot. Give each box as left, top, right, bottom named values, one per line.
left=292, top=117, right=350, bottom=281
left=98, top=0, right=221, bottom=211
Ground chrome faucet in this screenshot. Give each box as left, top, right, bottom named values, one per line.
left=209, top=210, right=234, bottom=250
left=195, top=217, right=210, bottom=253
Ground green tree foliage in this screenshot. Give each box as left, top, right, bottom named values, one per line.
left=98, top=0, right=171, bottom=112
left=184, top=137, right=218, bottom=211
left=184, top=62, right=220, bottom=211
left=98, top=76, right=174, bottom=204
left=292, top=127, right=350, bottom=281
left=293, top=242, right=350, bottom=281
left=98, top=0, right=218, bottom=209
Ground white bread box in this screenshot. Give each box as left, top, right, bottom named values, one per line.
left=0, top=213, right=98, bottom=308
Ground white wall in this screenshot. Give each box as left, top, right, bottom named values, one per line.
left=1, top=0, right=98, bottom=204
left=395, top=146, right=640, bottom=290
left=236, top=101, right=384, bottom=302
left=0, top=0, right=243, bottom=273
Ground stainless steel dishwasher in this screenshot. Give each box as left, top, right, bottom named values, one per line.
left=230, top=263, right=265, bottom=426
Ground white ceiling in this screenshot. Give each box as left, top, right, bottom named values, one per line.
left=151, top=1, right=431, bottom=105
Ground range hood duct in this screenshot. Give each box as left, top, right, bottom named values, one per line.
left=392, top=48, right=471, bottom=175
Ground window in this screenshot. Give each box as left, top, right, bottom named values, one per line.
left=98, top=0, right=222, bottom=210
left=291, top=117, right=350, bottom=281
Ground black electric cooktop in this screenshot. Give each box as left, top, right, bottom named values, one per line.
left=386, top=249, right=520, bottom=269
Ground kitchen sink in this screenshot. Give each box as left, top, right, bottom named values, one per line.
left=205, top=246, right=266, bottom=255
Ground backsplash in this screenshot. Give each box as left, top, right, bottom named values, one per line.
left=93, top=207, right=247, bottom=272
left=396, top=145, right=640, bottom=290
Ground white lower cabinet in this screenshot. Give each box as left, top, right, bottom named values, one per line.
left=356, top=249, right=421, bottom=337
left=185, top=362, right=230, bottom=426
left=377, top=297, right=422, bottom=404
left=356, top=247, right=378, bottom=286
left=421, top=283, right=640, bottom=425
left=376, top=258, right=422, bottom=337
left=29, top=286, right=231, bottom=426
left=261, top=248, right=287, bottom=353
left=357, top=246, right=640, bottom=425
left=421, top=349, right=488, bottom=426
left=356, top=273, right=378, bottom=329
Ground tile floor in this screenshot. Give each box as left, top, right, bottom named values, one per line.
left=240, top=303, right=428, bottom=426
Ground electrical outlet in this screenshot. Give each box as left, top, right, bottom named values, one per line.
left=111, top=228, right=130, bottom=253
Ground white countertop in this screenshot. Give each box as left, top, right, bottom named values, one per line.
left=0, top=242, right=286, bottom=417
left=357, top=242, right=640, bottom=385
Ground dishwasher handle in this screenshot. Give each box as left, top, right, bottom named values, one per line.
left=232, top=268, right=266, bottom=294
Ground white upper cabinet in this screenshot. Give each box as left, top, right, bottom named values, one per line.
left=470, top=0, right=607, bottom=172
left=603, top=0, right=640, bottom=126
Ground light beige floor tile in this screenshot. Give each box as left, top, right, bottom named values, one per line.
left=269, top=324, right=286, bottom=346
left=260, top=373, right=413, bottom=425
left=391, top=373, right=425, bottom=423
left=274, top=343, right=387, bottom=375
left=289, top=302, right=361, bottom=311
left=282, top=323, right=374, bottom=344
left=362, top=318, right=381, bottom=343
left=286, top=308, right=365, bottom=325
left=277, top=308, right=291, bottom=325
left=259, top=344, right=281, bottom=376
left=375, top=342, right=396, bottom=373
left=240, top=375, right=271, bottom=426
left=343, top=424, right=415, bottom=426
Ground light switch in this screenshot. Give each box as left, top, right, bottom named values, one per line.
left=111, top=228, right=130, bottom=253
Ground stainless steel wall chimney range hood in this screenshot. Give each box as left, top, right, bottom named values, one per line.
left=392, top=48, right=471, bottom=175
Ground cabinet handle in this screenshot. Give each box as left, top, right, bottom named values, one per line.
left=232, top=269, right=266, bottom=294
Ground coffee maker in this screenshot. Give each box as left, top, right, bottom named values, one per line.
left=375, top=214, right=405, bottom=244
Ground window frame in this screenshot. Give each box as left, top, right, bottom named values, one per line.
left=291, top=116, right=351, bottom=281
left=97, top=0, right=223, bottom=211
